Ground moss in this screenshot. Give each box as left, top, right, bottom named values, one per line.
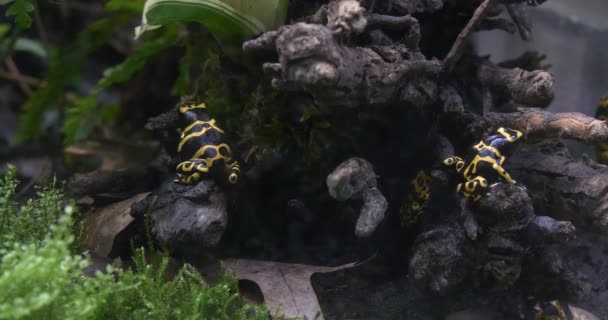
left=0, top=165, right=268, bottom=320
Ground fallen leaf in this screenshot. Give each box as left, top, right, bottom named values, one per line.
left=223, top=259, right=360, bottom=320
left=569, top=305, right=600, bottom=320
left=82, top=192, right=150, bottom=256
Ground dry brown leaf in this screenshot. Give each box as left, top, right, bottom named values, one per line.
left=569, top=305, right=600, bottom=320
left=223, top=259, right=360, bottom=320
left=82, top=192, right=150, bottom=256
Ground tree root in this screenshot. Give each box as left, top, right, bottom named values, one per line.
left=508, top=141, right=608, bottom=233
left=440, top=108, right=608, bottom=147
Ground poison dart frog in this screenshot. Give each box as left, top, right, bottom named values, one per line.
left=595, top=96, right=608, bottom=165
left=523, top=297, right=571, bottom=320
left=175, top=103, right=240, bottom=185
left=443, top=127, right=523, bottom=202
left=399, top=170, right=431, bottom=226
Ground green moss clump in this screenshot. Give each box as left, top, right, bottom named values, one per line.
left=0, top=165, right=268, bottom=320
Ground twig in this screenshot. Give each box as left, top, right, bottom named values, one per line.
left=0, top=70, right=44, bottom=87
left=443, top=0, right=496, bottom=73
left=244, top=145, right=258, bottom=163
left=4, top=57, right=33, bottom=97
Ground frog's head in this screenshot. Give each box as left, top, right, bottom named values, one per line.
left=176, top=102, right=209, bottom=128
left=497, top=127, right=523, bottom=143
left=178, top=102, right=206, bottom=113
left=443, top=156, right=465, bottom=173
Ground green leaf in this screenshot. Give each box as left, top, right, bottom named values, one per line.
left=13, top=37, right=46, bottom=59
left=95, top=27, right=179, bottom=94
left=172, top=52, right=192, bottom=96
left=15, top=16, right=131, bottom=144
left=62, top=96, right=96, bottom=143
left=0, top=24, right=10, bottom=38
left=61, top=27, right=180, bottom=144
left=0, top=0, right=15, bottom=5
left=135, top=0, right=287, bottom=43
left=299, top=107, right=320, bottom=123
left=171, top=35, right=216, bottom=96
left=100, top=103, right=120, bottom=124
left=105, top=0, right=145, bottom=13
left=6, top=0, right=34, bottom=29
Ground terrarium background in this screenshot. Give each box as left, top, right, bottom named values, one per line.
left=475, top=0, right=608, bottom=116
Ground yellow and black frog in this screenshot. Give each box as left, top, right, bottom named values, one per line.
left=595, top=96, right=608, bottom=164
left=522, top=297, right=572, bottom=320
left=175, top=103, right=240, bottom=185
left=443, top=127, right=523, bottom=202
left=399, top=169, right=432, bottom=226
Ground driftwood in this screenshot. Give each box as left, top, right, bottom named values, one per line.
left=410, top=183, right=582, bottom=300
left=476, top=62, right=554, bottom=107
left=492, top=109, right=608, bottom=143
left=243, top=1, right=442, bottom=109
left=67, top=168, right=162, bottom=198
left=508, top=141, right=608, bottom=233
left=443, top=0, right=496, bottom=73
left=440, top=108, right=608, bottom=147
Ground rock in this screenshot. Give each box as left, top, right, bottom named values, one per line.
left=131, top=179, right=228, bottom=257
left=152, top=192, right=228, bottom=252
left=409, top=183, right=583, bottom=304
left=327, top=157, right=376, bottom=201
left=327, top=157, right=387, bottom=238
left=356, top=187, right=388, bottom=238
left=409, top=225, right=469, bottom=296
left=446, top=309, right=502, bottom=320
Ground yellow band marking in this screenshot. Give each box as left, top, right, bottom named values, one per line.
left=179, top=103, right=207, bottom=113
left=177, top=120, right=225, bottom=152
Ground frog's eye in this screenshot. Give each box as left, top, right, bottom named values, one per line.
left=444, top=157, right=454, bottom=165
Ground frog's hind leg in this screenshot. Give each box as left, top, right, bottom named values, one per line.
left=225, top=160, right=240, bottom=184
left=176, top=159, right=209, bottom=184
left=457, top=176, right=488, bottom=202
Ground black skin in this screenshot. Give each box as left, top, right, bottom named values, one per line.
left=444, top=127, right=523, bottom=202
left=174, top=103, right=240, bottom=186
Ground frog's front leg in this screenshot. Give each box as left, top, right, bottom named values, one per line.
left=491, top=162, right=516, bottom=185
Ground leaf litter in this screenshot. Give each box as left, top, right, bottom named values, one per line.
left=223, top=259, right=365, bottom=320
